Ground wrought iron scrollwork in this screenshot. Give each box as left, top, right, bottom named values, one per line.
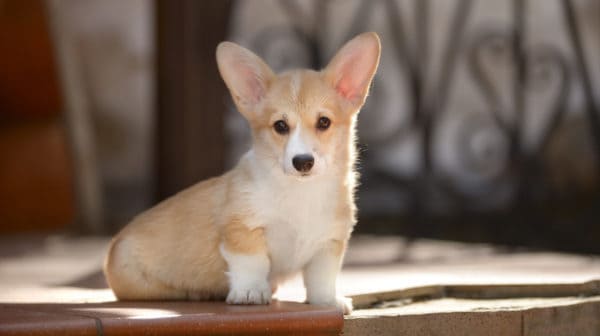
left=238, top=0, right=600, bottom=251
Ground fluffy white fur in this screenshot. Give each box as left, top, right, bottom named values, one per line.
left=220, top=242, right=271, bottom=304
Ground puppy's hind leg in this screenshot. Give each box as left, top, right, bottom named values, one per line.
left=104, top=237, right=187, bottom=300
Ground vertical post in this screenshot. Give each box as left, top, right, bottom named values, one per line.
left=46, top=0, right=105, bottom=233
left=511, top=0, right=530, bottom=231
left=561, top=0, right=600, bottom=171
left=155, top=0, right=232, bottom=200
left=512, top=0, right=526, bottom=156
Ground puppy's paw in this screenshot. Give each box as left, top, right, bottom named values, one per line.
left=226, top=282, right=272, bottom=305
left=308, top=296, right=353, bottom=315
left=336, top=296, right=353, bottom=315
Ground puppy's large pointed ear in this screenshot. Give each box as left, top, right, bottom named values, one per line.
left=324, top=32, right=381, bottom=111
left=217, top=42, right=274, bottom=119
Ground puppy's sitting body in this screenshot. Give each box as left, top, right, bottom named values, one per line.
left=103, top=32, right=381, bottom=314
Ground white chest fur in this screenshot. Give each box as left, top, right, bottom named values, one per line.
left=250, top=174, right=340, bottom=279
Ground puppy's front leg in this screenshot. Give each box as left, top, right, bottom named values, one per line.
left=303, top=240, right=352, bottom=314
left=220, top=221, right=271, bottom=304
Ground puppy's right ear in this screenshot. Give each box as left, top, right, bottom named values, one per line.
left=217, top=42, right=274, bottom=119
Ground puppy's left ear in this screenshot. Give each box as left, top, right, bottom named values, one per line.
left=324, top=32, right=381, bottom=111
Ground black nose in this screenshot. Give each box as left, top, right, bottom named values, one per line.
left=292, top=154, right=314, bottom=173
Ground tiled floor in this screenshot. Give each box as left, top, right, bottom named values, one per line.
left=1, top=234, right=600, bottom=335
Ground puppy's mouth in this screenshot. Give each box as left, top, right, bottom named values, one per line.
left=294, top=173, right=315, bottom=181
left=283, top=170, right=315, bottom=180
left=289, top=172, right=313, bottom=178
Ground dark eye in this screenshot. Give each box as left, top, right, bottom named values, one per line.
left=273, top=120, right=289, bottom=134
left=317, top=116, right=331, bottom=130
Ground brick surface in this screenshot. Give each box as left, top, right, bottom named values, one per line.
left=0, top=301, right=342, bottom=336
left=0, top=305, right=98, bottom=336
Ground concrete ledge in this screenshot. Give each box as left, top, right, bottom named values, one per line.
left=346, top=282, right=600, bottom=336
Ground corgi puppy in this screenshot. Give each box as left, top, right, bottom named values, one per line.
left=103, top=32, right=381, bottom=314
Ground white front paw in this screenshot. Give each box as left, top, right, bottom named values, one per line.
left=308, top=296, right=353, bottom=315
left=336, top=296, right=353, bottom=315
left=226, top=282, right=272, bottom=305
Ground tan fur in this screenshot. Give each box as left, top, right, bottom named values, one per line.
left=222, top=217, right=267, bottom=255
left=104, top=33, right=381, bottom=311
left=104, top=177, right=230, bottom=300
left=329, top=239, right=347, bottom=258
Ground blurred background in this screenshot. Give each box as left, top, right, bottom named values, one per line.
left=1, top=0, right=599, bottom=253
